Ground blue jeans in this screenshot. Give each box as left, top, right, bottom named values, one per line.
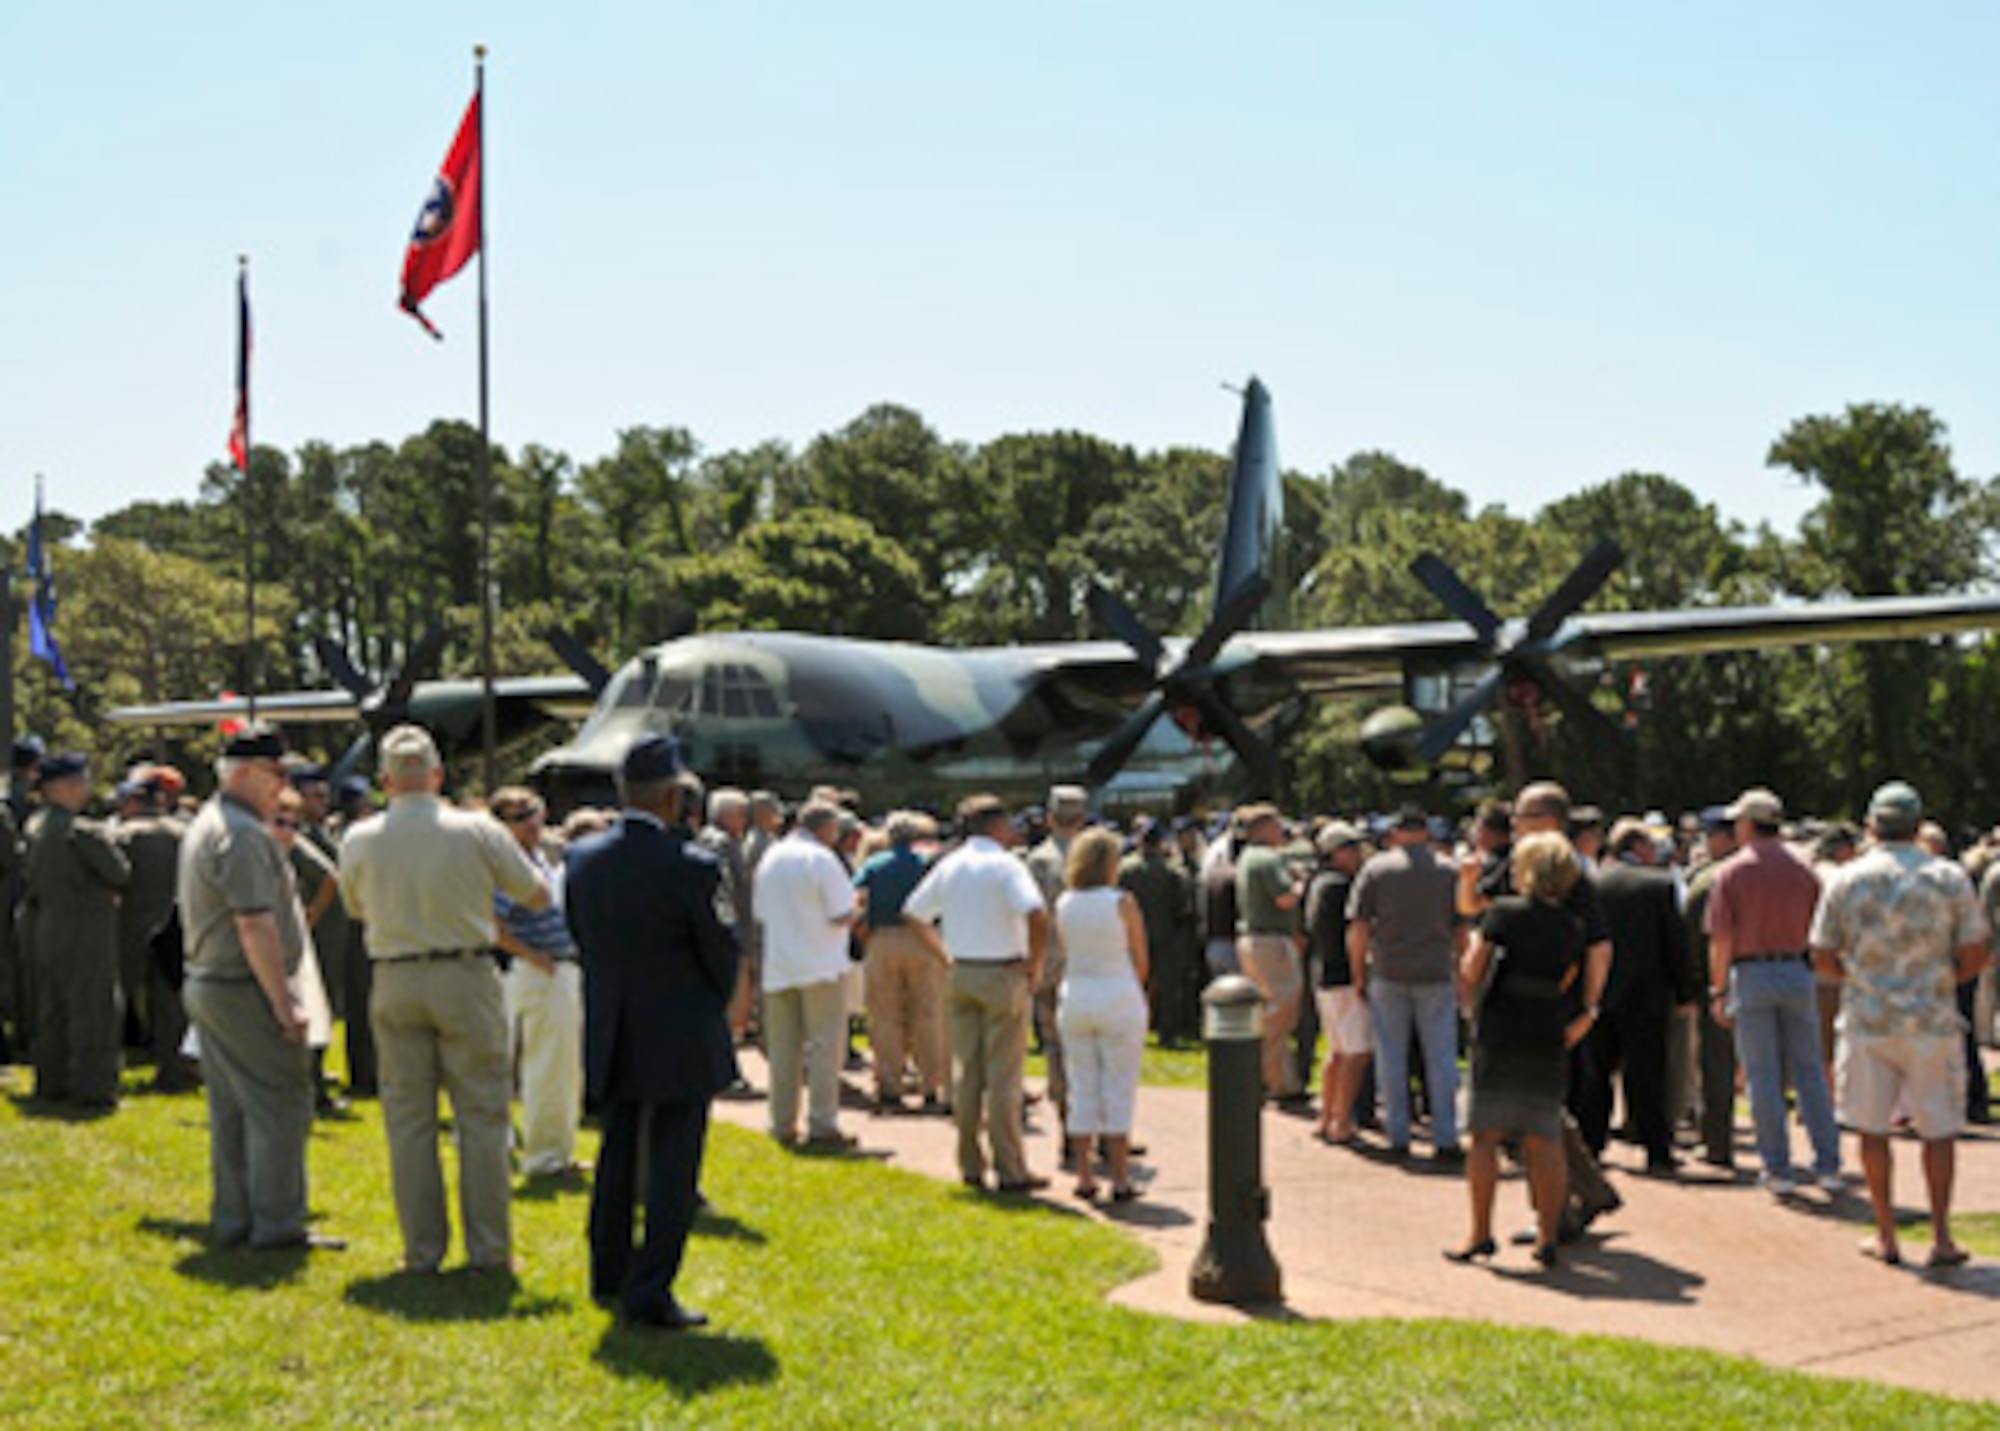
left=1369, top=978, right=1459, bottom=1150
left=1728, top=959, right=1840, bottom=1177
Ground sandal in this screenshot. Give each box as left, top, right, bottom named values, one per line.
left=1071, top=1183, right=1099, bottom=1202
left=1927, top=1244, right=1970, bottom=1269
left=1110, top=1185, right=1140, bottom=1203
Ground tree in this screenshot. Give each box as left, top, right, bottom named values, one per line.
left=1769, top=404, right=2000, bottom=804
left=673, top=509, right=929, bottom=640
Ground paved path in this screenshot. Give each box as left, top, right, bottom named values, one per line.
left=719, top=1050, right=2000, bottom=1405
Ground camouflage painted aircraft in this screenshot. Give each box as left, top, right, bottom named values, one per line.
left=109, top=378, right=2000, bottom=811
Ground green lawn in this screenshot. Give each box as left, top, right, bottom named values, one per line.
left=1, top=1067, right=1993, bottom=1428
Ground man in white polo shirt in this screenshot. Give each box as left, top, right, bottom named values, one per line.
left=905, top=794, right=1050, bottom=1193
left=339, top=726, right=550, bottom=1274
left=752, top=801, right=859, bottom=1150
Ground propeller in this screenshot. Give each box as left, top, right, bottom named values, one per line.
left=544, top=625, right=613, bottom=697
left=314, top=623, right=449, bottom=785
left=1410, top=540, right=1627, bottom=764
left=1084, top=574, right=1281, bottom=796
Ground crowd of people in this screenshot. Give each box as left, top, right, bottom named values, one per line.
left=3, top=725, right=1997, bottom=1325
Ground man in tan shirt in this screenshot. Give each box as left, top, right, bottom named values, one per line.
left=339, top=726, right=550, bottom=1273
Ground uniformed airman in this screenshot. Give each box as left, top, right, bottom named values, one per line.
left=23, top=752, right=131, bottom=1111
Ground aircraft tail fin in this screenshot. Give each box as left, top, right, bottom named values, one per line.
left=1211, top=377, right=1288, bottom=632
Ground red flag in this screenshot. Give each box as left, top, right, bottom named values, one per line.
left=228, top=264, right=251, bottom=471
left=399, top=93, right=482, bottom=339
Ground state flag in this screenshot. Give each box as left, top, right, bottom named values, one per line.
left=399, top=92, right=482, bottom=339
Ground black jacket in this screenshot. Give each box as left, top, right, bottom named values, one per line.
left=1594, top=860, right=1697, bottom=1014
left=565, top=814, right=740, bottom=1104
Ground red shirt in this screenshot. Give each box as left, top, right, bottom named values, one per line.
left=1705, top=839, right=1821, bottom=955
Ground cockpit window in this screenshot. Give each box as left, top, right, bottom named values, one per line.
left=608, top=657, right=658, bottom=710
left=692, top=662, right=779, bottom=720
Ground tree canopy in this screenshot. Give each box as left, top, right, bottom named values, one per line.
left=11, top=399, right=2000, bottom=826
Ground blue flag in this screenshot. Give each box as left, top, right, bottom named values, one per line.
left=27, top=484, right=71, bottom=690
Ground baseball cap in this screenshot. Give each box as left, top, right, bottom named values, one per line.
left=1867, top=781, right=1923, bottom=823
left=1723, top=787, right=1784, bottom=825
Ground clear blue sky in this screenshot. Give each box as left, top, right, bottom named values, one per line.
left=5, top=1, right=1997, bottom=537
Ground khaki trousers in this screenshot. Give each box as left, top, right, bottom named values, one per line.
left=183, top=977, right=314, bottom=1245
left=950, top=961, right=1032, bottom=1184
left=1237, top=933, right=1304, bottom=1098
left=864, top=927, right=948, bottom=1100
left=505, top=959, right=583, bottom=1175
left=764, top=977, right=847, bottom=1142
left=371, top=957, right=512, bottom=1270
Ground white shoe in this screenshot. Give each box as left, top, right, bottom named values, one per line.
left=1758, top=1170, right=1797, bottom=1197
left=1816, top=1171, right=1844, bottom=1193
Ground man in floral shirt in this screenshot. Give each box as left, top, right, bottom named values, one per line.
left=1811, top=781, right=1990, bottom=1269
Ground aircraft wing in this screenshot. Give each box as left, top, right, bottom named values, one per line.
left=105, top=674, right=598, bottom=729
left=1230, top=591, right=2000, bottom=691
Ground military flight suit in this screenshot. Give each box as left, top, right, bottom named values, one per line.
left=0, top=801, right=20, bottom=1063
left=115, top=811, right=185, bottom=1048
left=23, top=806, right=132, bottom=1107
left=1119, top=848, right=1200, bottom=1045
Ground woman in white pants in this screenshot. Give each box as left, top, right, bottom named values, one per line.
left=1055, top=828, right=1151, bottom=1201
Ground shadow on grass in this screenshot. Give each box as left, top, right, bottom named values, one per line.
left=174, top=1243, right=311, bottom=1290
left=593, top=1325, right=779, bottom=1392
left=141, top=1213, right=349, bottom=1290
left=343, top=1268, right=572, bottom=1323
left=5, top=1091, right=117, bottom=1123
left=138, top=1214, right=213, bottom=1244
left=514, top=1174, right=593, bottom=1204
left=694, top=1209, right=767, bottom=1244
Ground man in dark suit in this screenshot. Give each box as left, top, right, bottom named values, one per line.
left=565, top=737, right=739, bottom=1332
left=1574, top=818, right=1699, bottom=1174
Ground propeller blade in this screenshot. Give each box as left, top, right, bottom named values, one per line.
left=1520, top=657, right=1627, bottom=747
left=1086, top=693, right=1168, bottom=787
left=326, top=731, right=373, bottom=789
left=1524, top=538, right=1624, bottom=643
left=1409, top=554, right=1504, bottom=648
left=545, top=625, right=612, bottom=696
left=1086, top=583, right=1164, bottom=673
left=1184, top=573, right=1272, bottom=673
left=1191, top=690, right=1281, bottom=798
left=383, top=623, right=448, bottom=712
left=1415, top=666, right=1507, bottom=764
left=312, top=637, right=374, bottom=702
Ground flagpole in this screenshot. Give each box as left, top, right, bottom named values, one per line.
left=239, top=254, right=259, bottom=723
left=474, top=43, right=497, bottom=795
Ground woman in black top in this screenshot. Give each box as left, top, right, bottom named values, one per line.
left=1448, top=831, right=1610, bottom=1269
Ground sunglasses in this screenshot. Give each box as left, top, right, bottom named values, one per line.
left=499, top=808, right=544, bottom=824
left=272, top=816, right=300, bottom=830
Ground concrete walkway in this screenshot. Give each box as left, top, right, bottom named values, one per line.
left=719, top=1050, right=2000, bottom=1405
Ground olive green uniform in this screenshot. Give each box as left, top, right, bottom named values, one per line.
left=115, top=813, right=184, bottom=1046
left=179, top=792, right=315, bottom=1247
left=1119, top=849, right=1199, bottom=1044
left=0, top=801, right=22, bottom=1059
left=23, top=806, right=132, bottom=1107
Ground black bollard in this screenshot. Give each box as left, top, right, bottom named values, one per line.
left=1189, top=973, right=1281, bottom=1304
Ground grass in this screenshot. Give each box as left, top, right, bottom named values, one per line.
left=2, top=1066, right=1995, bottom=1428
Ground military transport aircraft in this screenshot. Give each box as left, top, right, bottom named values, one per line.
left=109, top=379, right=2000, bottom=812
